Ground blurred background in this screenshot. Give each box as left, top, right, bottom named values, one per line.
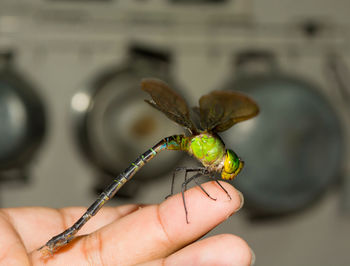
left=0, top=0, right=349, bottom=265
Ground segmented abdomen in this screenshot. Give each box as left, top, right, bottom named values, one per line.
left=121, top=134, right=188, bottom=182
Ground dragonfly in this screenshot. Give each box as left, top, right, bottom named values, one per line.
left=39, top=78, right=259, bottom=255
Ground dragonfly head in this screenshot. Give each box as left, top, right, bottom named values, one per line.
left=221, top=149, right=244, bottom=180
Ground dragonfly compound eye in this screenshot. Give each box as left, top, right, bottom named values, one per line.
left=221, top=149, right=244, bottom=180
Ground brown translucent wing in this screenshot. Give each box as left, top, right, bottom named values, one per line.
left=199, top=90, right=259, bottom=132
left=190, top=106, right=204, bottom=132
left=141, top=78, right=197, bottom=132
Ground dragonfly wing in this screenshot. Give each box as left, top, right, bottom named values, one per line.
left=190, top=106, right=205, bottom=132
left=141, top=78, right=197, bottom=132
left=198, top=90, right=259, bottom=132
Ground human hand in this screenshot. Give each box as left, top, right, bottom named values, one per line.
left=0, top=181, right=254, bottom=265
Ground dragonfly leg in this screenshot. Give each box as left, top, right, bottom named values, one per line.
left=166, top=167, right=206, bottom=199
left=209, top=177, right=232, bottom=200
left=182, top=172, right=216, bottom=201
left=183, top=168, right=208, bottom=189
left=184, top=167, right=207, bottom=191
left=181, top=181, right=189, bottom=224
left=193, top=177, right=217, bottom=201
left=166, top=167, right=187, bottom=199
left=184, top=167, right=208, bottom=175
left=183, top=169, right=189, bottom=192
left=181, top=171, right=215, bottom=223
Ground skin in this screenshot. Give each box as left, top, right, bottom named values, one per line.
left=0, top=181, right=253, bottom=266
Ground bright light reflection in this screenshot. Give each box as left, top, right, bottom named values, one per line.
left=71, top=92, right=90, bottom=112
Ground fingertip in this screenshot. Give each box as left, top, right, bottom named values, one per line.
left=221, top=234, right=254, bottom=266
left=212, top=234, right=254, bottom=266
left=164, top=234, right=253, bottom=266
left=201, top=180, right=244, bottom=214
left=233, top=187, right=244, bottom=212
left=158, top=181, right=243, bottom=242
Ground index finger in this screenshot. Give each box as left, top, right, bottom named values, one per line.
left=31, top=181, right=243, bottom=265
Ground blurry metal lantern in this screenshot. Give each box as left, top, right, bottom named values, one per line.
left=222, top=51, right=343, bottom=216
left=71, top=45, right=184, bottom=197
left=0, top=51, right=46, bottom=182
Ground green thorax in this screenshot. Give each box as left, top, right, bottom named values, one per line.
left=188, top=133, right=225, bottom=168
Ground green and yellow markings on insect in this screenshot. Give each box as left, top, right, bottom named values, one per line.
left=189, top=133, right=225, bottom=165
left=39, top=78, right=259, bottom=255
